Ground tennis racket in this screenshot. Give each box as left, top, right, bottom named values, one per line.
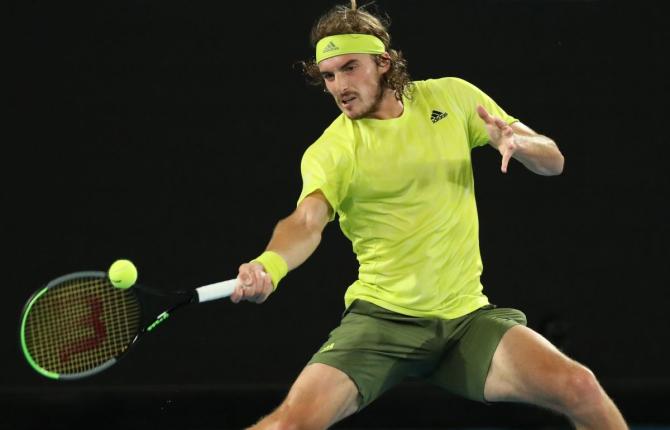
left=19, top=271, right=238, bottom=380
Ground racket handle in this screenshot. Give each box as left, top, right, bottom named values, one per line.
left=195, top=278, right=238, bottom=303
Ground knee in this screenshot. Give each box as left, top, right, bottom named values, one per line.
left=252, top=403, right=314, bottom=430
left=555, top=364, right=605, bottom=413
left=268, top=418, right=301, bottom=430
left=250, top=415, right=300, bottom=430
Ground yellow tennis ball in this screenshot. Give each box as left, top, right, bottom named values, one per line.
left=108, top=259, right=138, bottom=289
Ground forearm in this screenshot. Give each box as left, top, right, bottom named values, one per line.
left=234, top=194, right=328, bottom=302
left=511, top=133, right=564, bottom=176
left=265, top=215, right=323, bottom=271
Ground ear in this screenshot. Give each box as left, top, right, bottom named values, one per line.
left=377, top=52, right=392, bottom=73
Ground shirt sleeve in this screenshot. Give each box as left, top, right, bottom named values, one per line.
left=444, top=77, right=519, bottom=149
left=296, top=137, right=354, bottom=222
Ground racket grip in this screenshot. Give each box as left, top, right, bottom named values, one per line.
left=195, top=279, right=238, bottom=303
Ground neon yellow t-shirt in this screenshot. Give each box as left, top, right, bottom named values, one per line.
left=298, top=77, right=518, bottom=319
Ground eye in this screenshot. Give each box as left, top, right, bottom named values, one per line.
left=321, top=72, right=334, bottom=81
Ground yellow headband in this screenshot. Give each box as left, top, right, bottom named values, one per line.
left=315, top=34, right=385, bottom=63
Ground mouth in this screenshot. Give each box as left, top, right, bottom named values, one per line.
left=340, top=95, right=357, bottom=107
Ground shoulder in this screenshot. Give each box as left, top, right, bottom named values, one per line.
left=408, top=78, right=480, bottom=107
left=302, top=114, right=355, bottom=163
left=413, top=77, right=479, bottom=95
left=412, top=77, right=496, bottom=113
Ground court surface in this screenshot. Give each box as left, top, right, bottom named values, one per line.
left=5, top=382, right=668, bottom=429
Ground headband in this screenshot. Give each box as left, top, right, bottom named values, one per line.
left=315, top=34, right=386, bottom=63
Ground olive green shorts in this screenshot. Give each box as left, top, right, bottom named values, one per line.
left=307, top=300, right=526, bottom=410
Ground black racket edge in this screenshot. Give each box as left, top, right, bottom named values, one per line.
left=18, top=271, right=192, bottom=380
left=19, top=272, right=235, bottom=380
left=18, top=271, right=113, bottom=380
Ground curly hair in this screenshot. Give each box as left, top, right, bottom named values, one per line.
left=300, top=1, right=413, bottom=101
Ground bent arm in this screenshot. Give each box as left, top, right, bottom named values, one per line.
left=265, top=190, right=331, bottom=271
left=477, top=105, right=564, bottom=176
left=507, top=122, right=565, bottom=176
left=231, top=190, right=332, bottom=303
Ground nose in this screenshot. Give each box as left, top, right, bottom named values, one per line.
left=333, top=72, right=349, bottom=94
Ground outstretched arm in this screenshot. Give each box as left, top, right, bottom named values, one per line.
left=231, top=190, right=332, bottom=304
left=477, top=105, right=564, bottom=176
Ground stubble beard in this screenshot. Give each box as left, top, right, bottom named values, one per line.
left=341, top=79, right=386, bottom=120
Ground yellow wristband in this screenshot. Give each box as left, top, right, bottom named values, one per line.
left=251, top=251, right=288, bottom=290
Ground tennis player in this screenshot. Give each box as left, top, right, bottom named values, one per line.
left=231, top=2, right=628, bottom=429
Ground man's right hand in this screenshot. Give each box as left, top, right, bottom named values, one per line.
left=230, top=262, right=274, bottom=304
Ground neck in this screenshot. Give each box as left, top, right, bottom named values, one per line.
left=368, top=89, right=404, bottom=120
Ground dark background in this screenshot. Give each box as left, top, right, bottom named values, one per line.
left=5, top=0, right=668, bottom=428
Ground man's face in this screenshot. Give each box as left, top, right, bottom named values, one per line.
left=318, top=53, right=389, bottom=119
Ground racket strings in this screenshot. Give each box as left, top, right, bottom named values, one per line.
left=24, top=276, right=141, bottom=375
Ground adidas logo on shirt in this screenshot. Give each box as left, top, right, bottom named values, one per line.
left=431, top=110, right=448, bottom=123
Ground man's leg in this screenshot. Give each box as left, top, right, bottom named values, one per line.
left=247, top=363, right=360, bottom=430
left=484, top=325, right=628, bottom=429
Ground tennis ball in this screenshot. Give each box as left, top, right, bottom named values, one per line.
left=108, top=259, right=138, bottom=289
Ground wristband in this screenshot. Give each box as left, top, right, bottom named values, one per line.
left=251, top=251, right=288, bottom=290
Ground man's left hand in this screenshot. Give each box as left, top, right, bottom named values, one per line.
left=477, top=105, right=516, bottom=173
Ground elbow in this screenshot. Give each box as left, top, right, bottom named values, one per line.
left=527, top=156, right=564, bottom=176
left=548, top=153, right=565, bottom=176
left=539, top=137, right=564, bottom=176
left=540, top=145, right=564, bottom=176
left=281, top=210, right=326, bottom=239
left=303, top=213, right=328, bottom=235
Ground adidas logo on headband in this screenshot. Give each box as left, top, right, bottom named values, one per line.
left=316, top=34, right=384, bottom=63
left=323, top=41, right=339, bottom=53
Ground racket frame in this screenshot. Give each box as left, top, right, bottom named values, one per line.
left=19, top=271, right=124, bottom=380
left=19, top=271, right=237, bottom=380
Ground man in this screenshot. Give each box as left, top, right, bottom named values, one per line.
left=230, top=2, right=628, bottom=429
